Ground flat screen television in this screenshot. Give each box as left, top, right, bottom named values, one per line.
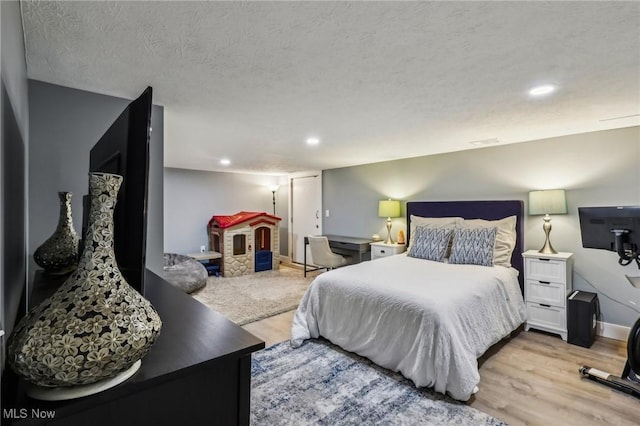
left=578, top=206, right=640, bottom=267
left=2, top=81, right=28, bottom=348
left=83, top=87, right=153, bottom=294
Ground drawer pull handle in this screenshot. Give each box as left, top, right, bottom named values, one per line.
left=538, top=258, right=551, bottom=261
left=538, top=280, right=550, bottom=284
left=380, top=250, right=386, bottom=253
left=539, top=303, right=551, bottom=308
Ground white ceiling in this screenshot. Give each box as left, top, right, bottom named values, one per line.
left=20, top=1, right=640, bottom=175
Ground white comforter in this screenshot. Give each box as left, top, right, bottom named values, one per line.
left=291, top=254, right=527, bottom=401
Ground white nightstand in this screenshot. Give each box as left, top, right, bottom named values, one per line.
left=370, top=242, right=406, bottom=260
left=522, top=250, right=574, bottom=341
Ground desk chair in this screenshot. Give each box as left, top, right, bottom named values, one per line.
left=307, top=235, right=347, bottom=271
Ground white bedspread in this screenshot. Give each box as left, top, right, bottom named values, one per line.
left=291, top=254, right=527, bottom=401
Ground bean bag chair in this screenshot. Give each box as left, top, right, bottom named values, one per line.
left=162, top=253, right=208, bottom=293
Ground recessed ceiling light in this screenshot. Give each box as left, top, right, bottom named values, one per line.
left=528, top=84, right=556, bottom=97
left=220, top=158, right=231, bottom=166
left=306, top=137, right=320, bottom=145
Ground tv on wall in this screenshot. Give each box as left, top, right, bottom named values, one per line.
left=2, top=81, right=27, bottom=350
left=578, top=205, right=640, bottom=267
left=84, top=87, right=153, bottom=294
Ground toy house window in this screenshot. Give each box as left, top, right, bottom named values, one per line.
left=233, top=234, right=246, bottom=255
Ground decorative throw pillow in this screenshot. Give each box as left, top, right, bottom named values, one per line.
left=407, top=215, right=462, bottom=253
left=449, top=227, right=498, bottom=266
left=407, top=227, right=453, bottom=262
left=459, top=216, right=517, bottom=267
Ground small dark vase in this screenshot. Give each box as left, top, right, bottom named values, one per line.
left=8, top=173, right=162, bottom=395
left=33, top=192, right=80, bottom=275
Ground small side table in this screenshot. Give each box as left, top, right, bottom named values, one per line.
left=187, top=251, right=222, bottom=276
left=522, top=250, right=574, bottom=341
left=370, top=242, right=406, bottom=260
left=187, top=251, right=222, bottom=261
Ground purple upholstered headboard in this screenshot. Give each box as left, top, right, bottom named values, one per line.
left=406, top=200, right=525, bottom=293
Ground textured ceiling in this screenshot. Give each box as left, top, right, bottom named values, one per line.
left=20, top=1, right=640, bottom=174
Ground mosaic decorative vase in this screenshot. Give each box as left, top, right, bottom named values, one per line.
left=8, top=172, right=162, bottom=390
left=33, top=192, right=80, bottom=275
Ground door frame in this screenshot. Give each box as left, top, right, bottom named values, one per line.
left=288, top=171, right=322, bottom=264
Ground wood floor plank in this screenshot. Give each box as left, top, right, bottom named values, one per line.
left=242, top=310, right=295, bottom=347
left=243, top=311, right=640, bottom=425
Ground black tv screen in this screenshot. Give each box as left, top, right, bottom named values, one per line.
left=578, top=206, right=640, bottom=260
left=2, top=81, right=27, bottom=345
left=85, top=87, right=152, bottom=294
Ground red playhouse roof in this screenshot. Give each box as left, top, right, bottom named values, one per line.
left=208, top=211, right=282, bottom=229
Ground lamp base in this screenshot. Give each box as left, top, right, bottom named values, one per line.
left=538, top=214, right=558, bottom=254
left=385, top=218, right=394, bottom=244
left=537, top=242, right=558, bottom=255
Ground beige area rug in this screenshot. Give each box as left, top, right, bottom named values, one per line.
left=191, top=265, right=321, bottom=325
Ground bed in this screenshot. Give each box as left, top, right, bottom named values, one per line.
left=291, top=200, right=527, bottom=401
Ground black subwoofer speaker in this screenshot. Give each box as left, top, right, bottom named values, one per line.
left=568, top=290, right=600, bottom=348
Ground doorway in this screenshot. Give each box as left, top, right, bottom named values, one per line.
left=289, top=173, right=322, bottom=264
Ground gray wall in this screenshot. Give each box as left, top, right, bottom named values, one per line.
left=323, top=126, right=640, bottom=328
left=164, top=168, right=288, bottom=256
left=1, top=0, right=30, bottom=373
left=28, top=81, right=164, bottom=287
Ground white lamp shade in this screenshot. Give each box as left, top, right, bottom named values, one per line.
left=528, top=189, right=567, bottom=215
left=378, top=199, right=401, bottom=218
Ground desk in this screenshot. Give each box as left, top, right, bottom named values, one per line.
left=3, top=270, right=264, bottom=425
left=304, top=235, right=372, bottom=276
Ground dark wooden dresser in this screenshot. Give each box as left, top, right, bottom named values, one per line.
left=2, top=269, right=265, bottom=426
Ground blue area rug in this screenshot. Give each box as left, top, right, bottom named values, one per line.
left=251, top=339, right=507, bottom=425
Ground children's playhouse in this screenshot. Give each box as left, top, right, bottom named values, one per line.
left=207, top=211, right=281, bottom=277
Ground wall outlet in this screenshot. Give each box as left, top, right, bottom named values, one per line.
left=200, top=245, right=206, bottom=252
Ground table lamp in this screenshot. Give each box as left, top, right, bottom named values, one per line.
left=528, top=189, right=567, bottom=254
left=378, top=199, right=401, bottom=244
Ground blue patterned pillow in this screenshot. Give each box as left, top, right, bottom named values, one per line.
left=407, top=227, right=453, bottom=262
left=449, top=227, right=497, bottom=266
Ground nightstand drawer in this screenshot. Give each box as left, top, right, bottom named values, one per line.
left=525, top=279, right=566, bottom=307
left=526, top=302, right=565, bottom=330
left=370, top=243, right=406, bottom=260
left=371, top=245, right=391, bottom=258
left=525, top=257, right=567, bottom=283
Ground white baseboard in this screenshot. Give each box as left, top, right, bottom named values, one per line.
left=597, top=321, right=629, bottom=341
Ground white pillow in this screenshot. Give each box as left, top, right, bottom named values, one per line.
left=459, top=216, right=517, bottom=267
left=408, top=215, right=463, bottom=253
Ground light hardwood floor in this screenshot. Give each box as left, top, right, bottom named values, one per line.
left=242, top=309, right=296, bottom=347
left=243, top=312, right=639, bottom=425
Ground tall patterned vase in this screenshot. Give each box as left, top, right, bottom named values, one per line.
left=33, top=192, right=80, bottom=275
left=8, top=172, right=162, bottom=400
